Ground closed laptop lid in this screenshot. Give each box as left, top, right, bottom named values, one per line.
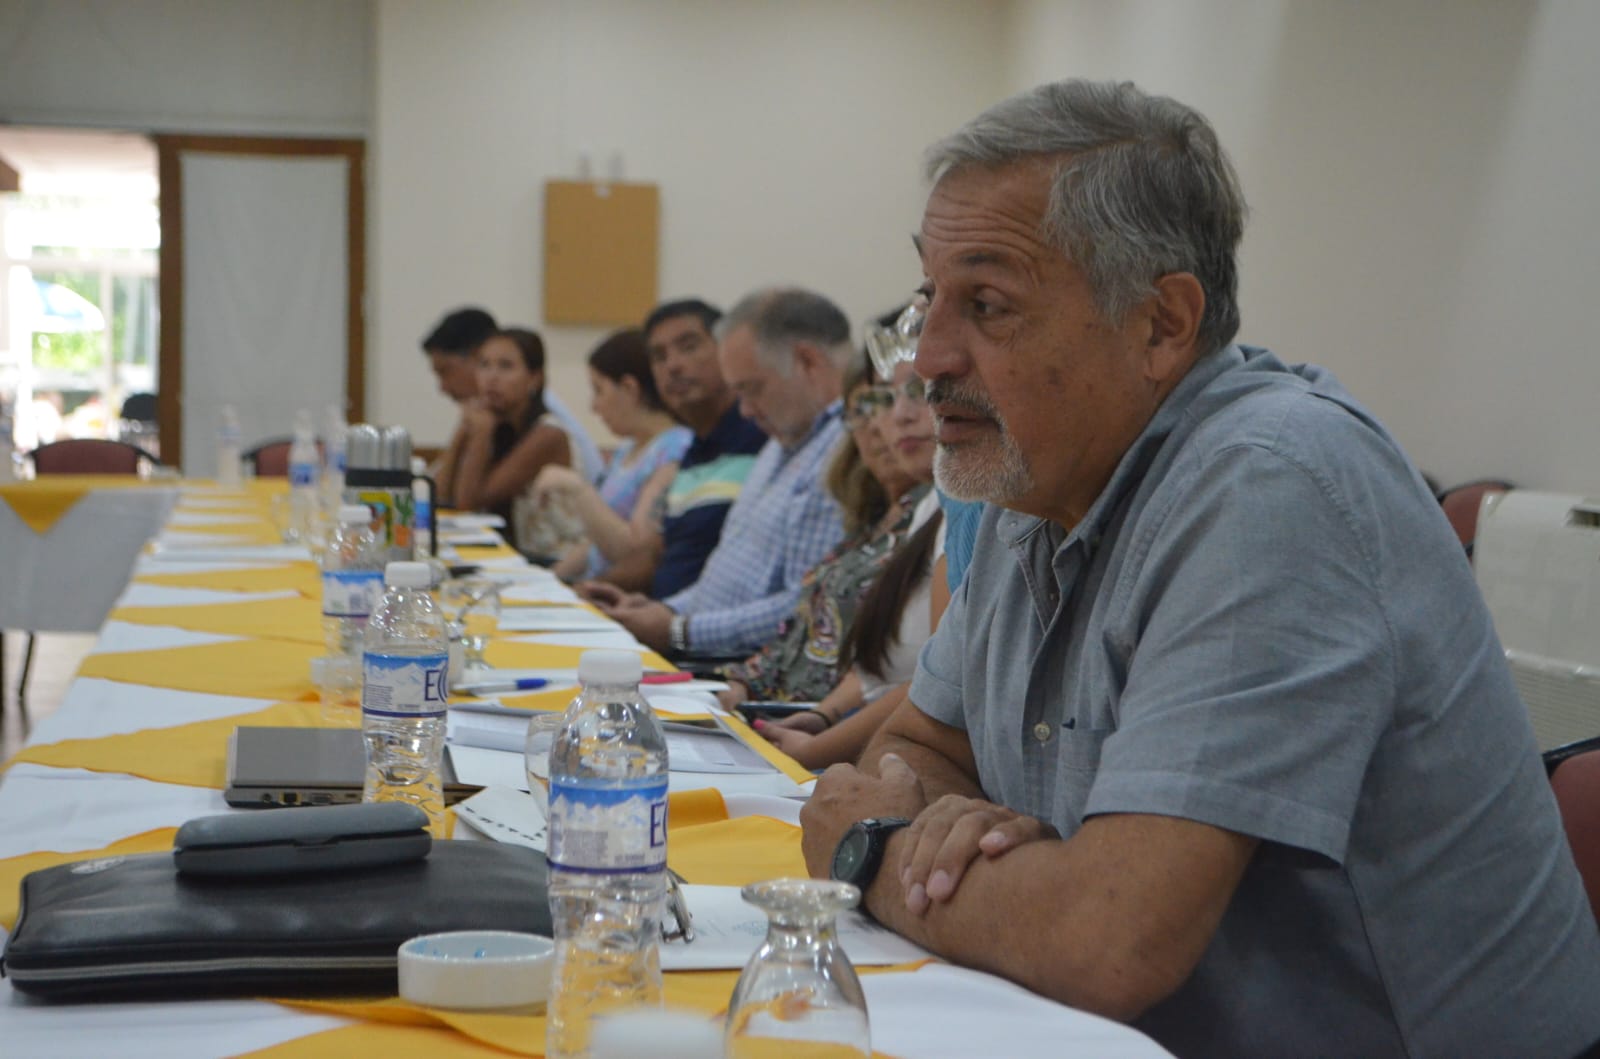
left=226, top=726, right=476, bottom=808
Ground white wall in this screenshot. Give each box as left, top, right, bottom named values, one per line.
left=370, top=0, right=1007, bottom=447
left=0, top=0, right=370, bottom=135
left=8, top=0, right=1597, bottom=491
left=1005, top=0, right=1600, bottom=492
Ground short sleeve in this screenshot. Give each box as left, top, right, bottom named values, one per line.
left=910, top=573, right=968, bottom=730
left=1083, top=442, right=1396, bottom=864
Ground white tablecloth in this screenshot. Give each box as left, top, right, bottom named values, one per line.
left=0, top=523, right=1175, bottom=1059
left=0, top=486, right=180, bottom=632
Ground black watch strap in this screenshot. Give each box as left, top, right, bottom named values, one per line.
left=829, top=816, right=912, bottom=890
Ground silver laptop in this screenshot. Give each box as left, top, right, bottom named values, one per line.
left=225, top=726, right=479, bottom=808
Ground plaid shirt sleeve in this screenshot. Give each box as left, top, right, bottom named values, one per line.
left=683, top=477, right=844, bottom=655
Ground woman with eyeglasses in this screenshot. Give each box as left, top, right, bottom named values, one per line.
left=745, top=354, right=956, bottom=770
left=715, top=350, right=932, bottom=706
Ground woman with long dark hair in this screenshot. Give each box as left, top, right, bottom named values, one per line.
left=446, top=327, right=572, bottom=552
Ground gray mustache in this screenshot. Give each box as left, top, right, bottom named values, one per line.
left=926, top=379, right=1000, bottom=422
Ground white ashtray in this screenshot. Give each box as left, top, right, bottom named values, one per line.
left=397, top=930, right=555, bottom=1009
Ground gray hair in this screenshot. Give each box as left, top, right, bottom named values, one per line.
left=716, top=287, right=854, bottom=373
left=925, top=79, right=1247, bottom=355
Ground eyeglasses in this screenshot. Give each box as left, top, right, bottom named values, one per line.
left=843, top=386, right=894, bottom=427
left=864, top=296, right=928, bottom=380
left=894, top=374, right=928, bottom=404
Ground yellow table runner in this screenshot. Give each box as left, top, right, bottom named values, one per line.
left=251, top=795, right=890, bottom=1059
left=78, top=637, right=324, bottom=701
left=0, top=475, right=163, bottom=534
left=113, top=595, right=325, bottom=646
left=485, top=639, right=673, bottom=674
left=134, top=561, right=324, bottom=596
left=6, top=699, right=322, bottom=787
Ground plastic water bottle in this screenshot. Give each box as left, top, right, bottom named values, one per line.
left=321, top=504, right=383, bottom=656
left=323, top=403, right=348, bottom=509
left=362, top=560, right=450, bottom=833
left=216, top=405, right=242, bottom=487
left=546, top=649, right=670, bottom=1059
left=411, top=456, right=434, bottom=559
left=288, top=410, right=321, bottom=541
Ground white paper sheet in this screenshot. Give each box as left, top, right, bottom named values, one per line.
left=445, top=744, right=807, bottom=799
left=453, top=785, right=547, bottom=850
left=438, top=513, right=506, bottom=530
left=660, top=885, right=933, bottom=971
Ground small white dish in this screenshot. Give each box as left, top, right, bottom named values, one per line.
left=397, top=930, right=555, bottom=1009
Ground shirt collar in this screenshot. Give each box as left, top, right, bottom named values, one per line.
left=995, top=344, right=1247, bottom=551
left=781, top=398, right=843, bottom=455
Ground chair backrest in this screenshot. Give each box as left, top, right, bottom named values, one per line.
left=245, top=438, right=294, bottom=478
left=1437, top=479, right=1513, bottom=556
left=30, top=438, right=152, bottom=476
left=1550, top=746, right=1600, bottom=926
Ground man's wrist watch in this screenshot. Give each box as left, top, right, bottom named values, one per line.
left=829, top=817, right=912, bottom=890
left=668, top=613, right=689, bottom=655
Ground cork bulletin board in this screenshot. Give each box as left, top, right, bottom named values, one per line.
left=543, top=179, right=660, bottom=325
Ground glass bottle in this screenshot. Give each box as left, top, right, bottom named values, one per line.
left=725, top=878, right=871, bottom=1059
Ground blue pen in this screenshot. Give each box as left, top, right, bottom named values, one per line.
left=456, top=677, right=550, bottom=695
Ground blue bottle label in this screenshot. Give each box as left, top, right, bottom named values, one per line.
left=547, top=778, right=669, bottom=874
left=361, top=651, right=449, bottom=717
left=289, top=461, right=318, bottom=487
left=322, top=569, right=383, bottom=618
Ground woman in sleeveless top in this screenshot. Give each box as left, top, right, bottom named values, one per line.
left=444, top=327, right=571, bottom=553
left=533, top=329, right=691, bottom=582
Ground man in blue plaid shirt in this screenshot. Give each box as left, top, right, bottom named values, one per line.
left=599, top=287, right=849, bottom=657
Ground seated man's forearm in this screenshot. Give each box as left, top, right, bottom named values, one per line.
left=859, top=699, right=983, bottom=801
left=862, top=815, right=1256, bottom=1022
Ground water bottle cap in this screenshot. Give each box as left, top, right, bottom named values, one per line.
left=384, top=560, right=432, bottom=588
left=578, top=649, right=642, bottom=687
left=337, top=504, right=372, bottom=524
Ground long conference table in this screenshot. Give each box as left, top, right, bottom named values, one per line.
left=0, top=477, right=1172, bottom=1058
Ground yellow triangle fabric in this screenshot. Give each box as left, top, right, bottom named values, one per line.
left=721, top=712, right=820, bottom=785
left=670, top=814, right=807, bottom=886
left=113, top=595, right=326, bottom=645
left=134, top=562, right=324, bottom=596
left=0, top=475, right=158, bottom=534
left=484, top=639, right=673, bottom=674
left=7, top=699, right=322, bottom=788
left=0, top=827, right=178, bottom=931
left=78, top=637, right=323, bottom=701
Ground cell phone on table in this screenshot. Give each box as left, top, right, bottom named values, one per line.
left=735, top=702, right=818, bottom=725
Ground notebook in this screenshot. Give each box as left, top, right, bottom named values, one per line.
left=225, top=726, right=480, bottom=808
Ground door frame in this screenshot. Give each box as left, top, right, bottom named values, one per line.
left=154, top=135, right=365, bottom=467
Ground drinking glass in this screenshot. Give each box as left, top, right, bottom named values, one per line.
left=522, top=709, right=565, bottom=818
left=724, top=878, right=871, bottom=1059
left=441, top=576, right=503, bottom=668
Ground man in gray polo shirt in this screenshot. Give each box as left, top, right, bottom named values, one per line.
left=800, top=80, right=1600, bottom=1059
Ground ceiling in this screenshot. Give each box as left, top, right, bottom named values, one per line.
left=0, top=126, right=158, bottom=199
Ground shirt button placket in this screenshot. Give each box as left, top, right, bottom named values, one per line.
left=1033, top=722, right=1052, bottom=744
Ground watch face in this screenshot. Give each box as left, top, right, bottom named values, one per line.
left=830, top=824, right=871, bottom=884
